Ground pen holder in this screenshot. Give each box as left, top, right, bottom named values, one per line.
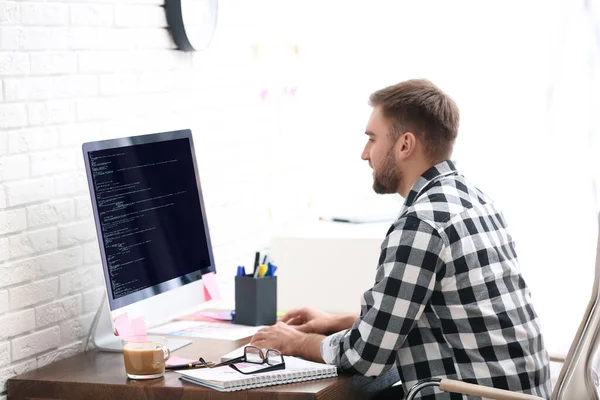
left=234, top=276, right=277, bottom=326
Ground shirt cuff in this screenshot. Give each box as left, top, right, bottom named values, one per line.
left=320, top=330, right=348, bottom=366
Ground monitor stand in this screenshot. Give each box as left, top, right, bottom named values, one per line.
left=88, top=295, right=192, bottom=352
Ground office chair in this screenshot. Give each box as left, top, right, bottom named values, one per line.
left=405, top=212, right=600, bottom=400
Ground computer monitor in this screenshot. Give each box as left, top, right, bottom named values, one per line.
left=82, top=129, right=216, bottom=351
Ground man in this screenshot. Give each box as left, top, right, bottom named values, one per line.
left=251, top=79, right=551, bottom=399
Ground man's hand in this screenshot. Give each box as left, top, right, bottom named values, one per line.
left=250, top=322, right=325, bottom=363
left=279, top=307, right=337, bottom=334
left=250, top=321, right=307, bottom=356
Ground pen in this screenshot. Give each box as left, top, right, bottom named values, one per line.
left=252, top=252, right=260, bottom=278
left=236, top=266, right=246, bottom=276
left=267, top=262, right=278, bottom=277
left=166, top=361, right=214, bottom=370
left=257, top=264, right=267, bottom=278
left=332, top=218, right=351, bottom=223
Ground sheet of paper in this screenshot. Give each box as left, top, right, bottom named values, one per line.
left=177, top=311, right=232, bottom=322
left=147, top=320, right=262, bottom=340
left=202, top=272, right=221, bottom=301
left=148, top=320, right=201, bottom=334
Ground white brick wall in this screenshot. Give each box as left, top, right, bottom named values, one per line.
left=70, top=4, right=114, bottom=27
left=9, top=278, right=59, bottom=311
left=0, top=239, right=8, bottom=262
left=7, top=127, right=59, bottom=153
left=82, top=241, right=99, bottom=264
left=0, top=292, right=7, bottom=315
left=8, top=227, right=58, bottom=258
left=36, top=341, right=83, bottom=369
left=0, top=155, right=29, bottom=181
left=74, top=197, right=92, bottom=219
left=0, top=343, right=8, bottom=368
left=35, top=295, right=80, bottom=328
left=0, top=3, right=18, bottom=25
left=34, top=247, right=84, bottom=277
left=0, top=1, right=289, bottom=396
left=19, top=3, right=69, bottom=26
left=0, top=259, right=36, bottom=287
left=0, top=310, right=35, bottom=341
left=11, top=326, right=61, bottom=361
left=28, top=100, right=76, bottom=125
left=30, top=52, right=77, bottom=75
left=54, top=171, right=87, bottom=197
left=82, top=287, right=104, bottom=313
left=0, top=209, right=26, bottom=235
left=27, top=199, right=75, bottom=228
left=0, top=130, right=7, bottom=155
left=0, top=53, right=30, bottom=75
left=59, top=314, right=94, bottom=344
left=0, top=104, right=27, bottom=129
left=59, top=265, right=101, bottom=295
left=57, top=220, right=95, bottom=247
left=5, top=178, right=55, bottom=207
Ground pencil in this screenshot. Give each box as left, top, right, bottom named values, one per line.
left=166, top=361, right=214, bottom=370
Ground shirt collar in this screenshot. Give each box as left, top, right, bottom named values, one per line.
left=403, top=160, right=458, bottom=208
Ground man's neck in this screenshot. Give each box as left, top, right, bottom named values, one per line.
left=398, top=159, right=434, bottom=198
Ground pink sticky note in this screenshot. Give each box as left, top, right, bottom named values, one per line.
left=166, top=356, right=197, bottom=367
left=131, top=316, right=147, bottom=336
left=202, top=272, right=221, bottom=301
left=260, top=89, right=269, bottom=102
left=114, top=313, right=134, bottom=338
left=201, top=311, right=232, bottom=321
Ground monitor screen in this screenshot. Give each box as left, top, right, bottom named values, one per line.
left=83, top=130, right=215, bottom=311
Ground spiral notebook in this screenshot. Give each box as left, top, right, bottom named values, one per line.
left=177, top=356, right=338, bottom=392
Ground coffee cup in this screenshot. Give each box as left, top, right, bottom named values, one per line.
left=122, top=335, right=170, bottom=379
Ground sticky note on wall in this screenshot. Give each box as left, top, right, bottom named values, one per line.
left=202, top=272, right=221, bottom=301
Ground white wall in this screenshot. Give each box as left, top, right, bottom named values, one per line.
left=0, top=1, right=299, bottom=395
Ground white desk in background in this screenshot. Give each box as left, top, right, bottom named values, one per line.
left=270, top=220, right=392, bottom=314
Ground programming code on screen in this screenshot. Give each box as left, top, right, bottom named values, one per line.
left=89, top=139, right=211, bottom=299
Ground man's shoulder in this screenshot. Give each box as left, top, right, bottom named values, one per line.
left=403, top=174, right=490, bottom=227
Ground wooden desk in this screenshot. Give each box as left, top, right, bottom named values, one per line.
left=8, top=335, right=397, bottom=399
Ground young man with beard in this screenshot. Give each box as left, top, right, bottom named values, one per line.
left=250, top=79, right=551, bottom=399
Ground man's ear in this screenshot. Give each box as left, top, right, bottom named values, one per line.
left=395, top=131, right=417, bottom=161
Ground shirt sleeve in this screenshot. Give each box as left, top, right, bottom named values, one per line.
left=320, top=216, right=446, bottom=376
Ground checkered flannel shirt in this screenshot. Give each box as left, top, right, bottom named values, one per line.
left=321, top=160, right=551, bottom=399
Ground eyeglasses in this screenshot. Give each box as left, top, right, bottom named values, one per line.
left=199, top=346, right=285, bottom=375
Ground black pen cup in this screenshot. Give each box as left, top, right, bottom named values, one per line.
left=234, top=276, right=277, bottom=326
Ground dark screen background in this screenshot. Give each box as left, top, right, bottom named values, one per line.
left=88, top=138, right=212, bottom=299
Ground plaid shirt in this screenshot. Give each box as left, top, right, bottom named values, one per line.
left=321, top=160, right=551, bottom=399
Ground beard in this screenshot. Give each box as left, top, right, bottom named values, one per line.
left=372, top=148, right=401, bottom=194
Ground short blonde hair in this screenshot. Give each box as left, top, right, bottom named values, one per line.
left=369, top=79, right=459, bottom=162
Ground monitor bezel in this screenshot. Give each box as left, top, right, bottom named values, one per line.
left=82, top=129, right=216, bottom=311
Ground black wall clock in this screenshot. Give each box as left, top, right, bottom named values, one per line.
left=166, top=0, right=218, bottom=52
